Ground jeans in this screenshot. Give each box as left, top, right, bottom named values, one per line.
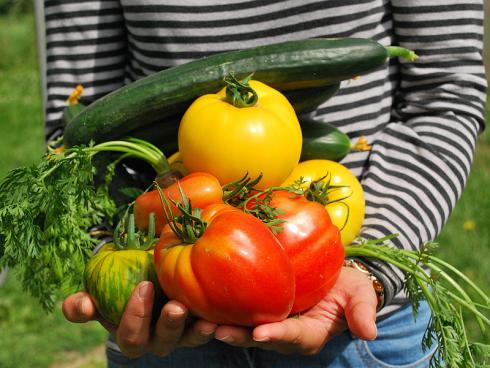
left=107, top=301, right=436, bottom=368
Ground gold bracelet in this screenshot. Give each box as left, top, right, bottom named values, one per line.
left=343, top=258, right=385, bottom=311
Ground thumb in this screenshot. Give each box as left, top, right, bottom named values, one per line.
left=344, top=283, right=378, bottom=340
left=116, top=281, right=155, bottom=358
left=62, top=291, right=97, bottom=323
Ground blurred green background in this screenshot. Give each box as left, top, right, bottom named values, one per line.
left=0, top=3, right=489, bottom=368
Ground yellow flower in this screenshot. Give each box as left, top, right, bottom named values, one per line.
left=352, top=136, right=372, bottom=151
left=66, top=84, right=84, bottom=105
left=463, top=220, right=476, bottom=231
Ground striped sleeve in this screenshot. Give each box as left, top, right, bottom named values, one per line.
left=44, top=0, right=127, bottom=141
left=358, top=0, right=487, bottom=311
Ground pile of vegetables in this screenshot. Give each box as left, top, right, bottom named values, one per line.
left=0, top=38, right=489, bottom=367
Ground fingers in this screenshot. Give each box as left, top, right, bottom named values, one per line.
left=179, top=319, right=218, bottom=348
left=344, top=283, right=378, bottom=341
left=116, top=281, right=155, bottom=358
left=62, top=292, right=120, bottom=334
left=62, top=291, right=97, bottom=323
left=253, top=319, right=327, bottom=355
left=63, top=287, right=216, bottom=358
left=215, top=319, right=325, bottom=355
left=151, top=300, right=188, bottom=356
left=215, top=325, right=254, bottom=347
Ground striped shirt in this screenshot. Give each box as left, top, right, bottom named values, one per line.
left=43, top=0, right=487, bottom=316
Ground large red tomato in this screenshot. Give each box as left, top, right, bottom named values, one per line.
left=248, top=190, right=344, bottom=314
left=134, top=172, right=223, bottom=234
left=154, top=203, right=295, bottom=326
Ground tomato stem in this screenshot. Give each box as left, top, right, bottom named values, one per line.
left=113, top=210, right=157, bottom=250
left=222, top=173, right=264, bottom=205
left=301, top=174, right=352, bottom=230
left=224, top=73, right=258, bottom=108
left=154, top=182, right=208, bottom=243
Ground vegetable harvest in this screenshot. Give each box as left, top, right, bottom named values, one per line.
left=0, top=37, right=488, bottom=368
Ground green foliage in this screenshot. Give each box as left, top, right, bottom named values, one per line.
left=0, top=0, right=33, bottom=15
left=346, top=238, right=490, bottom=368
left=0, top=14, right=43, bottom=174
left=0, top=147, right=118, bottom=310
left=0, top=14, right=107, bottom=368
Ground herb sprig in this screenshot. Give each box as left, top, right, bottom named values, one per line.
left=0, top=138, right=169, bottom=310
left=346, top=237, right=490, bottom=368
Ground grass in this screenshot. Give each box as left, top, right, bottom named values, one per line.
left=0, top=14, right=107, bottom=368
left=0, top=274, right=107, bottom=368
left=0, top=13, right=44, bottom=169
left=0, top=12, right=489, bottom=368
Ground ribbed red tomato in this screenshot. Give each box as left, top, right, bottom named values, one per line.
left=154, top=203, right=295, bottom=326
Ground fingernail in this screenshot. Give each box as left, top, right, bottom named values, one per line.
left=371, top=325, right=378, bottom=340
left=138, top=281, right=153, bottom=299
left=78, top=296, right=91, bottom=319
left=200, top=329, right=215, bottom=336
left=166, top=311, right=184, bottom=322
left=217, top=335, right=234, bottom=343
left=253, top=336, right=270, bottom=342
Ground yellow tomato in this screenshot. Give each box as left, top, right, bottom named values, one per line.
left=178, top=80, right=302, bottom=190
left=282, top=160, right=365, bottom=246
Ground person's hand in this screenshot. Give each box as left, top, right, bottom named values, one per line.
left=213, top=267, right=378, bottom=355
left=62, top=281, right=217, bottom=358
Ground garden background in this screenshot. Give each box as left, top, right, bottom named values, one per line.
left=0, top=1, right=489, bottom=367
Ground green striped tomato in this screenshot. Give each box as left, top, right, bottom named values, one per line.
left=83, top=243, right=163, bottom=325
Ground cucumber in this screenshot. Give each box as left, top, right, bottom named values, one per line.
left=300, top=117, right=352, bottom=162
left=284, top=83, right=340, bottom=113
left=62, top=102, right=85, bottom=128
left=64, top=38, right=415, bottom=147
left=127, top=115, right=180, bottom=156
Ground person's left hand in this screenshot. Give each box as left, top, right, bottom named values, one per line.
left=213, top=267, right=378, bottom=355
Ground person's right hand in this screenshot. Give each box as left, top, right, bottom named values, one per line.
left=62, top=281, right=217, bottom=358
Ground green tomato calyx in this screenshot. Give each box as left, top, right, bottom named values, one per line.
left=224, top=73, right=258, bottom=108
left=114, top=212, right=157, bottom=251
left=155, top=182, right=208, bottom=244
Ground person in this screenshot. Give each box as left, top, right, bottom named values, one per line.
left=43, top=0, right=487, bottom=367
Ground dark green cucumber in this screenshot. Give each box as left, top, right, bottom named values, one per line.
left=64, top=38, right=416, bottom=147
left=62, top=102, right=85, bottom=128
left=127, top=115, right=180, bottom=156
left=300, top=117, right=352, bottom=162
left=283, top=83, right=340, bottom=113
